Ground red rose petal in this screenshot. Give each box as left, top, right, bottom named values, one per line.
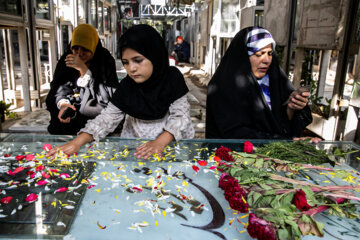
left=0, top=196, right=13, bottom=204
left=4, top=154, right=11, bottom=157
left=42, top=143, right=52, bottom=151
left=213, top=156, right=221, bottom=162
left=59, top=173, right=70, bottom=178
left=88, top=185, right=95, bottom=189
left=36, top=165, right=45, bottom=172
left=36, top=180, right=48, bottom=186
left=55, top=187, right=68, bottom=193
left=192, top=165, right=199, bottom=173
left=25, top=154, right=35, bottom=161
left=13, top=167, right=25, bottom=174
left=25, top=193, right=38, bottom=202
left=198, top=160, right=207, bottom=166
left=41, top=171, right=50, bottom=179
left=209, top=166, right=216, bottom=170
left=15, top=155, right=25, bottom=161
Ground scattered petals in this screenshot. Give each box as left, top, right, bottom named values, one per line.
left=3, top=154, right=11, bottom=157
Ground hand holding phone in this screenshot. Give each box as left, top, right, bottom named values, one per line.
left=61, top=107, right=76, bottom=120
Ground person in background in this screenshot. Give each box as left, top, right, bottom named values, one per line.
left=206, top=26, right=313, bottom=140
left=171, top=36, right=190, bottom=63
left=47, top=24, right=194, bottom=159
left=46, top=24, right=118, bottom=135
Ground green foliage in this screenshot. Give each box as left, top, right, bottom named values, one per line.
left=0, top=100, right=19, bottom=120
left=256, top=140, right=334, bottom=165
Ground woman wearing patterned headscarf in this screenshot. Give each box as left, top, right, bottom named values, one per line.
left=46, top=24, right=119, bottom=135
left=206, top=26, right=312, bottom=139
left=47, top=24, right=194, bottom=159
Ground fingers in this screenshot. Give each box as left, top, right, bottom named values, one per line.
left=65, top=54, right=78, bottom=68
left=293, top=137, right=322, bottom=144
left=134, top=143, right=162, bottom=159
left=288, top=92, right=309, bottom=110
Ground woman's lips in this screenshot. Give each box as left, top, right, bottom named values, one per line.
left=259, top=68, right=268, bottom=72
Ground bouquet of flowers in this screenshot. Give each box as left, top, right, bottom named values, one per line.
left=215, top=142, right=360, bottom=240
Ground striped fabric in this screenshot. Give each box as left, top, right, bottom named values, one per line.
left=246, top=28, right=276, bottom=56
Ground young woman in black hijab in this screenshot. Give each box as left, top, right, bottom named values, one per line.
left=47, top=24, right=194, bottom=159
left=46, top=24, right=119, bottom=135
left=206, top=26, right=312, bottom=139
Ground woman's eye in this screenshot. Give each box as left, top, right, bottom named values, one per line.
left=135, top=59, right=143, bottom=63
left=268, top=52, right=273, bottom=56
left=122, top=61, right=128, bottom=65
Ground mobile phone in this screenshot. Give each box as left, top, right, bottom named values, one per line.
left=61, top=107, right=76, bottom=120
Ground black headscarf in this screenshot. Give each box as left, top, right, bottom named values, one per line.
left=111, top=24, right=189, bottom=120
left=206, top=26, right=312, bottom=139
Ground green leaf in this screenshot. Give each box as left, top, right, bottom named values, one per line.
left=285, top=219, right=302, bottom=238
left=254, top=158, right=264, bottom=168
left=277, top=228, right=290, bottom=240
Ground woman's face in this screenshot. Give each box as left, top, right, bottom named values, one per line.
left=121, top=48, right=153, bottom=83
left=249, top=44, right=273, bottom=79
left=71, top=46, right=94, bottom=63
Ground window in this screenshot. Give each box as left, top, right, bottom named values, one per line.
left=104, top=7, right=111, bottom=32
left=254, top=10, right=264, bottom=27
left=90, top=0, right=97, bottom=27
left=0, top=0, right=22, bottom=16
left=36, top=0, right=51, bottom=20
left=78, top=0, right=86, bottom=22
left=98, top=1, right=104, bottom=34
left=220, top=0, right=239, bottom=33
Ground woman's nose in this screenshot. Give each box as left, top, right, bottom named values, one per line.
left=129, top=63, right=136, bottom=72
left=262, top=54, right=271, bottom=63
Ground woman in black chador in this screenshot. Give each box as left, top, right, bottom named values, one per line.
left=206, top=26, right=312, bottom=139
left=46, top=24, right=118, bottom=135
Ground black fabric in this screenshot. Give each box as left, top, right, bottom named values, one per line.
left=111, top=24, right=189, bottom=120
left=174, top=41, right=190, bottom=62
left=206, top=26, right=312, bottom=139
left=46, top=41, right=119, bottom=135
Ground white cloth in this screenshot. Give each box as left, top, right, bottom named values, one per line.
left=79, top=95, right=194, bottom=142
left=76, top=69, right=92, bottom=87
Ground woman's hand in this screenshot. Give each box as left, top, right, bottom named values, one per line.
left=46, top=140, right=81, bottom=159
left=293, top=136, right=322, bottom=144
left=134, top=131, right=174, bottom=159
left=58, top=104, right=77, bottom=123
left=46, top=133, right=94, bottom=159
left=65, top=54, right=88, bottom=76
left=287, top=90, right=310, bottom=111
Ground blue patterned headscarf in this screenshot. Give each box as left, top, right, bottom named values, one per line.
left=246, top=28, right=276, bottom=56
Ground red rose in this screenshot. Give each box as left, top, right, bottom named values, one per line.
left=228, top=195, right=249, bottom=213
left=247, top=213, right=276, bottom=240
left=215, top=146, right=235, bottom=162
left=219, top=173, right=239, bottom=191
left=243, top=141, right=253, bottom=153
left=293, top=189, right=312, bottom=211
